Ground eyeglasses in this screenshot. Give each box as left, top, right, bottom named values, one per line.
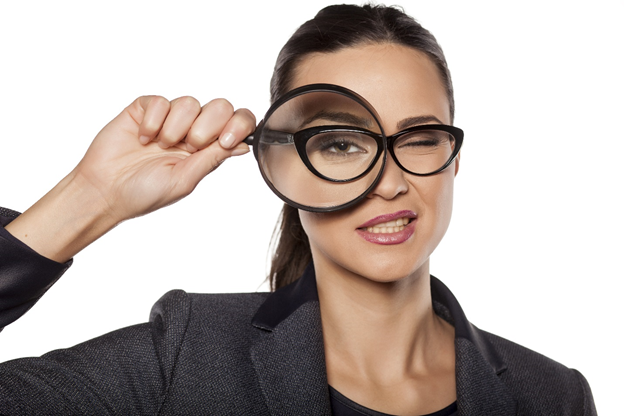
left=245, top=84, right=463, bottom=212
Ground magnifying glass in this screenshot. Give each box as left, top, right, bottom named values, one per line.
left=244, top=84, right=463, bottom=213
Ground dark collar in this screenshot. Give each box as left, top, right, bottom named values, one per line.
left=252, top=263, right=506, bottom=375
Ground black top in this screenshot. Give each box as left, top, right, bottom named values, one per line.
left=329, top=386, right=457, bottom=416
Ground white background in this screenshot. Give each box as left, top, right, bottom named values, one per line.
left=1, top=0, right=622, bottom=413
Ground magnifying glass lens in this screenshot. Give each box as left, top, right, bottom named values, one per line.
left=256, top=88, right=385, bottom=212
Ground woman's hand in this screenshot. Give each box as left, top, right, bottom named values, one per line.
left=6, top=96, right=255, bottom=262
left=76, top=95, right=254, bottom=223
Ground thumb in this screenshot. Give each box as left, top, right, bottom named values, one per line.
left=175, top=141, right=251, bottom=189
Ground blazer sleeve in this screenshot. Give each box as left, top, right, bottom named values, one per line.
left=0, top=289, right=191, bottom=415
left=0, top=207, right=72, bottom=331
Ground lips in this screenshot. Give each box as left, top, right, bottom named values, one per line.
left=356, top=210, right=417, bottom=245
left=358, top=210, right=417, bottom=229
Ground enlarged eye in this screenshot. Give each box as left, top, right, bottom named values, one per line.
left=307, top=132, right=373, bottom=159
left=326, top=139, right=363, bottom=154
left=305, top=130, right=378, bottom=180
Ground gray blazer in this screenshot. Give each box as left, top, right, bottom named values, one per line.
left=0, top=208, right=597, bottom=415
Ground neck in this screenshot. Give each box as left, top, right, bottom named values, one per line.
left=315, top=256, right=454, bottom=386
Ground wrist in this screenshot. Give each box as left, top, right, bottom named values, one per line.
left=6, top=171, right=120, bottom=263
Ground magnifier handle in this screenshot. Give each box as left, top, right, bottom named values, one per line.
left=242, top=131, right=292, bottom=145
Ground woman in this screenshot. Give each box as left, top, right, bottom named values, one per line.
left=0, top=4, right=597, bottom=415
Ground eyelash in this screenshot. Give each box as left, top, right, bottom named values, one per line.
left=318, top=138, right=366, bottom=153
left=398, top=138, right=440, bottom=148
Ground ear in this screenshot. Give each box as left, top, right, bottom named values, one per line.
left=454, top=152, right=461, bottom=176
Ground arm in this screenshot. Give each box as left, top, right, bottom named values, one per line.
left=1, top=96, right=255, bottom=327
left=0, top=323, right=162, bottom=414
left=573, top=369, right=597, bottom=416
left=0, top=290, right=191, bottom=415
left=5, top=96, right=255, bottom=263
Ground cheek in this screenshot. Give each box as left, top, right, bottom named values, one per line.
left=297, top=167, right=457, bottom=281
left=298, top=209, right=354, bottom=267
left=417, top=168, right=455, bottom=243
left=298, top=210, right=343, bottom=248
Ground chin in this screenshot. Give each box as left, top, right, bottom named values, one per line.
left=337, top=253, right=432, bottom=285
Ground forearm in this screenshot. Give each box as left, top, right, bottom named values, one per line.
left=5, top=170, right=118, bottom=264
left=0, top=168, right=120, bottom=330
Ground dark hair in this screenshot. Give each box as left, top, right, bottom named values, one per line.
left=268, top=3, right=454, bottom=291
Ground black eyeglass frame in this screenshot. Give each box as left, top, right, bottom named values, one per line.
left=283, top=123, right=463, bottom=183
left=386, top=124, right=464, bottom=177
left=244, top=83, right=464, bottom=213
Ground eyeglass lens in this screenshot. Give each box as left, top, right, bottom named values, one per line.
left=305, top=129, right=379, bottom=181
left=392, top=130, right=457, bottom=175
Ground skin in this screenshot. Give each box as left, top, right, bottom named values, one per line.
left=293, top=43, right=458, bottom=415
left=6, top=42, right=458, bottom=416
left=6, top=97, right=256, bottom=262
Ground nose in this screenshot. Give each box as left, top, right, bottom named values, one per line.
left=367, top=155, right=409, bottom=200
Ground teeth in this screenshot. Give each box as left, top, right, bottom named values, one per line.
left=365, top=217, right=411, bottom=234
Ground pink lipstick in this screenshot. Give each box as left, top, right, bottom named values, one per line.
left=356, top=210, right=417, bottom=245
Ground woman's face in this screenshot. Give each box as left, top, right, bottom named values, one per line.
left=292, top=43, right=457, bottom=283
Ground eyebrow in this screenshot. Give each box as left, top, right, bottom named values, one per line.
left=396, top=115, right=444, bottom=130
left=299, top=111, right=373, bottom=129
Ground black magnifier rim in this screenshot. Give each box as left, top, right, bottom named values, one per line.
left=386, top=124, right=464, bottom=176
left=247, top=83, right=388, bottom=213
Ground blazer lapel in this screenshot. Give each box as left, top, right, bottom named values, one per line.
left=455, top=337, right=517, bottom=415
left=250, top=266, right=331, bottom=416
left=431, top=277, right=517, bottom=415
left=250, top=269, right=518, bottom=415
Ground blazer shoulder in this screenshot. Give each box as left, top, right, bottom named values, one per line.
left=149, top=289, right=270, bottom=330
left=149, top=290, right=270, bottom=347
left=147, top=290, right=271, bottom=384
left=481, top=330, right=596, bottom=415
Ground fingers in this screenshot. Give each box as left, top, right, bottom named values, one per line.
left=185, top=98, right=234, bottom=152
left=134, top=96, right=256, bottom=152
left=156, top=96, right=201, bottom=149
left=218, top=108, right=256, bottom=150
left=186, top=101, right=256, bottom=152
left=136, top=96, right=170, bottom=144
left=173, top=107, right=256, bottom=191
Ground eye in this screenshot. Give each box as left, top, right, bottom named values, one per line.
left=399, top=135, right=442, bottom=148
left=395, top=131, right=453, bottom=154
left=323, top=139, right=364, bottom=154
left=307, top=132, right=373, bottom=158
left=304, top=129, right=379, bottom=180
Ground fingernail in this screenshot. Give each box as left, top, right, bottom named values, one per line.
left=220, top=132, right=235, bottom=148
left=158, top=141, right=169, bottom=149
left=186, top=143, right=198, bottom=153
left=139, top=135, right=150, bottom=145
left=231, top=147, right=250, bottom=156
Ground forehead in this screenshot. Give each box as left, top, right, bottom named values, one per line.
left=290, top=43, right=451, bottom=131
